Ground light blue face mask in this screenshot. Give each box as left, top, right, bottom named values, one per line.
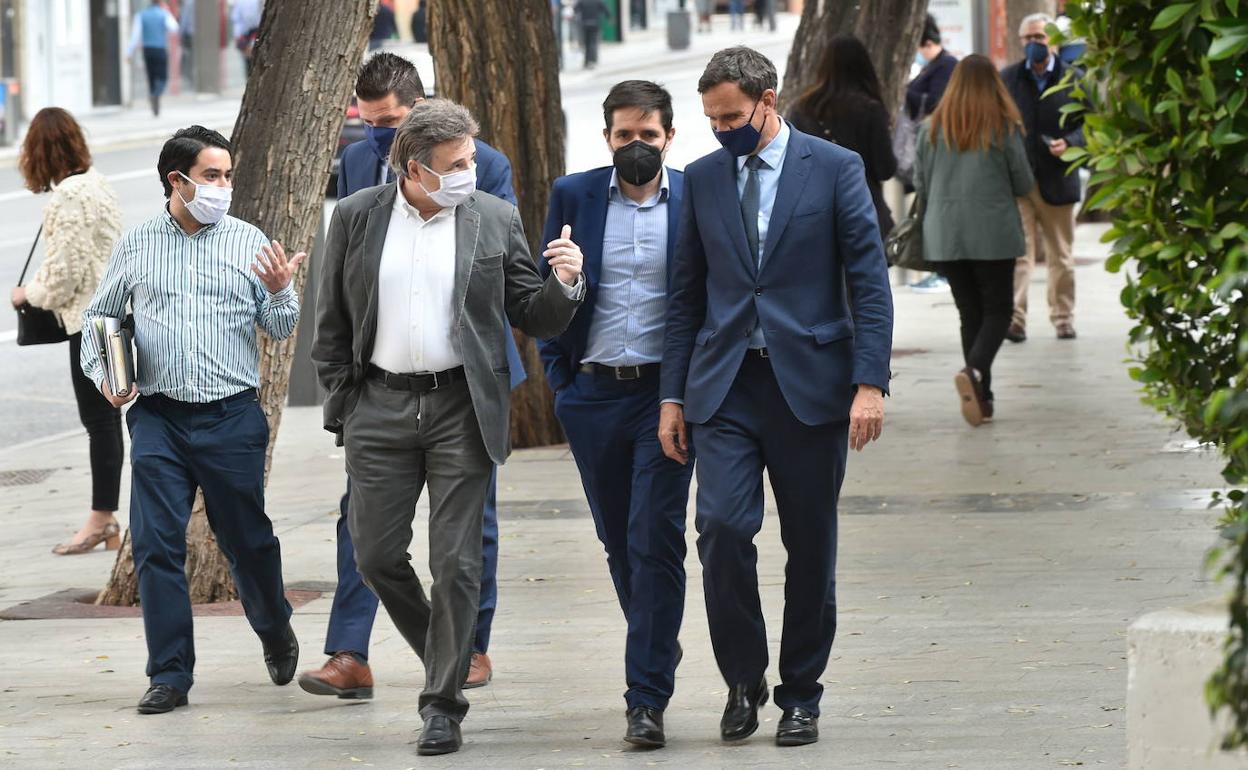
left=915, top=51, right=929, bottom=68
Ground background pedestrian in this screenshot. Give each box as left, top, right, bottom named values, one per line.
left=914, top=54, right=1035, bottom=426
left=789, top=34, right=897, bottom=238
left=12, top=108, right=124, bottom=555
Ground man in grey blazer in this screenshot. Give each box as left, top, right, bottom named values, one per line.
left=312, top=99, right=585, bottom=756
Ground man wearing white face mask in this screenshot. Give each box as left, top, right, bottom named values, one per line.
left=81, top=125, right=307, bottom=716
left=313, top=99, right=584, bottom=756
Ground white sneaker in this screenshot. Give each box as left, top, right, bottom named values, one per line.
left=909, top=274, right=950, bottom=293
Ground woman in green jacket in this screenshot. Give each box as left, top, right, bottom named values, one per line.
left=914, top=54, right=1035, bottom=426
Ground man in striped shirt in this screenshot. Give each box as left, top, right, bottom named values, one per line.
left=81, top=125, right=307, bottom=715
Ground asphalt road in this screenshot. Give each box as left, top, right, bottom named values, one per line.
left=0, top=31, right=792, bottom=453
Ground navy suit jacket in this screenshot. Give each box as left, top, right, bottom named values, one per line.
left=660, top=126, right=894, bottom=426
left=336, top=136, right=526, bottom=389
left=536, top=165, right=684, bottom=393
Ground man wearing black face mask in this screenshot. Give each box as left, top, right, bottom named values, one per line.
left=661, top=47, right=893, bottom=747
left=537, top=80, right=692, bottom=750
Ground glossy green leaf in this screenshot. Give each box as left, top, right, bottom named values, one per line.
left=1209, top=28, right=1248, bottom=59
left=1153, top=3, right=1196, bottom=29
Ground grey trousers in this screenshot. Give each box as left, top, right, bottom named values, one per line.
left=343, top=378, right=494, bottom=721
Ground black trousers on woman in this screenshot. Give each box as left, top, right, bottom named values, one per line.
left=68, top=332, right=124, bottom=511
left=936, top=259, right=1015, bottom=401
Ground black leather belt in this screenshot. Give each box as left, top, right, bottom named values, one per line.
left=579, top=362, right=660, bottom=381
left=367, top=364, right=465, bottom=392
left=748, top=347, right=770, bottom=359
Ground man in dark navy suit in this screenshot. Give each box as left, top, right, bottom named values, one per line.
left=659, top=47, right=894, bottom=747
left=538, top=80, right=692, bottom=749
left=300, top=51, right=525, bottom=698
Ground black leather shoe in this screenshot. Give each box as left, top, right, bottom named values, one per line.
left=776, top=706, right=819, bottom=746
left=416, top=715, right=462, bottom=756
left=137, top=684, right=188, bottom=714
left=624, top=706, right=665, bottom=748
left=720, top=677, right=768, bottom=741
left=262, top=623, right=299, bottom=686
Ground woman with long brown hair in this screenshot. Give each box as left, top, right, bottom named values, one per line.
left=10, top=108, right=125, bottom=553
left=914, top=54, right=1035, bottom=426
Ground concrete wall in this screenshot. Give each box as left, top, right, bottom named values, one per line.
left=21, top=0, right=93, bottom=116
left=1128, top=600, right=1248, bottom=770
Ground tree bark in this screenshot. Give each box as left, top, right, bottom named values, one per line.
left=429, top=0, right=566, bottom=448
left=97, top=0, right=377, bottom=606
left=778, top=0, right=931, bottom=124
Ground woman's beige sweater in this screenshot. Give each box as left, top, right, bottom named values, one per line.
left=24, top=168, right=122, bottom=335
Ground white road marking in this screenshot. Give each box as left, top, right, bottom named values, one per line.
left=0, top=168, right=154, bottom=203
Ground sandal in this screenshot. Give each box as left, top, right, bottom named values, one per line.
left=52, top=521, right=121, bottom=555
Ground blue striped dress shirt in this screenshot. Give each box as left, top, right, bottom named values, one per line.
left=81, top=210, right=299, bottom=403
left=582, top=168, right=670, bottom=367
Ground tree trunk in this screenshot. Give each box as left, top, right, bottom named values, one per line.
left=778, top=0, right=931, bottom=124
left=97, top=0, right=377, bottom=606
left=1005, top=0, right=1057, bottom=64
left=429, top=0, right=566, bottom=448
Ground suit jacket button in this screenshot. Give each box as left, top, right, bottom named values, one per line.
left=754, top=287, right=763, bottom=296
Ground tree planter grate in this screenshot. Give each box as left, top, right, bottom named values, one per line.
left=0, top=468, right=56, bottom=487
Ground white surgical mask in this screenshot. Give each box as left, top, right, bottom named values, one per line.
left=419, top=162, right=477, bottom=208
left=176, top=171, right=232, bottom=225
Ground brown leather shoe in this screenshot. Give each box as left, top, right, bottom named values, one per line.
left=1056, top=323, right=1077, bottom=339
left=297, top=652, right=373, bottom=699
left=464, top=652, right=492, bottom=689
left=1005, top=323, right=1027, bottom=343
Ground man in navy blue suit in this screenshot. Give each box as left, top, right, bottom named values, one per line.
left=538, top=80, right=693, bottom=749
left=300, top=51, right=525, bottom=698
left=659, top=47, right=894, bottom=747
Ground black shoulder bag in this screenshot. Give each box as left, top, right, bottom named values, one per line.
left=15, top=225, right=70, bottom=346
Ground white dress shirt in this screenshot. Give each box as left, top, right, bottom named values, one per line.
left=370, top=193, right=462, bottom=374
left=371, top=188, right=585, bottom=374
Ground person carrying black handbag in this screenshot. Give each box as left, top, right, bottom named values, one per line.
left=10, top=107, right=125, bottom=555
left=14, top=226, right=68, bottom=346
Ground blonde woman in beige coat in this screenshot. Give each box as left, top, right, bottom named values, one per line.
left=11, top=108, right=125, bottom=554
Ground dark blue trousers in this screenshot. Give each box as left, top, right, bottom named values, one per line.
left=126, top=391, right=292, bottom=693
left=692, top=354, right=848, bottom=716
left=325, top=470, right=501, bottom=657
left=555, top=370, right=692, bottom=710
left=141, top=46, right=169, bottom=98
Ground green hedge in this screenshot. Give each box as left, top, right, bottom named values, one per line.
left=1061, top=0, right=1248, bottom=747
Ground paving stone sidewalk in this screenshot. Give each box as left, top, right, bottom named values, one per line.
left=0, top=223, right=1227, bottom=768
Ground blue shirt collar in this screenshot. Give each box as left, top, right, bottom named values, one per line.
left=737, top=118, right=790, bottom=172
left=608, top=166, right=670, bottom=206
